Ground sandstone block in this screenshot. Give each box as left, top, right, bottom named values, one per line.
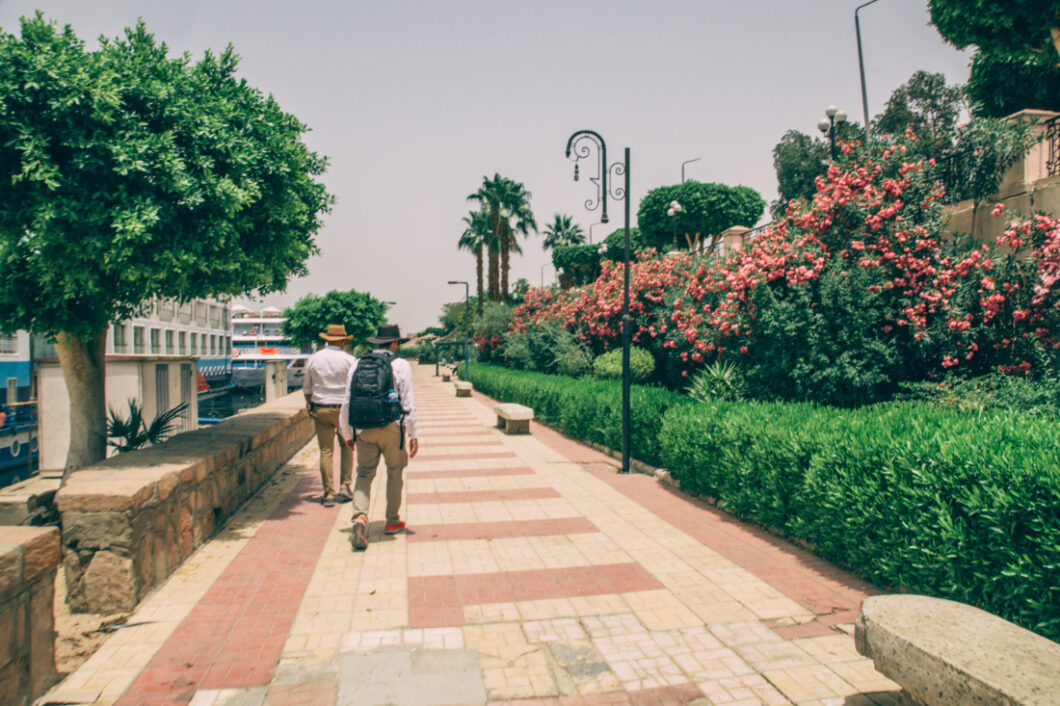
left=495, top=403, right=534, bottom=434
left=29, top=580, right=57, bottom=694
left=856, top=594, right=1060, bottom=706
left=19, top=528, right=59, bottom=584
left=63, top=511, right=132, bottom=551
left=82, top=551, right=136, bottom=612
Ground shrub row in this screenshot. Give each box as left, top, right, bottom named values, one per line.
left=468, top=363, right=686, bottom=468
left=469, top=363, right=1060, bottom=641
left=659, top=399, right=1060, bottom=642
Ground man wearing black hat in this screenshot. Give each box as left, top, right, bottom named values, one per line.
left=339, top=324, right=419, bottom=549
left=304, top=324, right=356, bottom=507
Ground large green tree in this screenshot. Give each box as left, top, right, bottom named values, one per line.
left=875, top=71, right=965, bottom=158
left=282, top=289, right=386, bottom=349
left=637, top=182, right=765, bottom=253
left=468, top=174, right=537, bottom=301
left=929, top=0, right=1060, bottom=116
left=541, top=213, right=585, bottom=250
left=0, top=16, right=332, bottom=473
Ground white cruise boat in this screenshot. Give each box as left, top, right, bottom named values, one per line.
left=230, top=306, right=308, bottom=390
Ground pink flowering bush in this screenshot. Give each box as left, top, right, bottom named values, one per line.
left=508, top=133, right=1060, bottom=405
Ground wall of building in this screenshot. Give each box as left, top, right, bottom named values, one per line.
left=38, top=357, right=199, bottom=472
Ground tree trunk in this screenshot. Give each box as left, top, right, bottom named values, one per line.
left=475, top=246, right=484, bottom=316
left=1052, top=28, right=1060, bottom=61
left=488, top=241, right=500, bottom=301
left=55, top=330, right=108, bottom=481
left=501, top=239, right=510, bottom=301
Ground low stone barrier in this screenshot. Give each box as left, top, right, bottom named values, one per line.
left=855, top=594, right=1060, bottom=705
left=56, top=393, right=313, bottom=613
left=0, top=526, right=60, bottom=706
left=454, top=381, right=472, bottom=398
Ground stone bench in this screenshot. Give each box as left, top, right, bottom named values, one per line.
left=855, top=594, right=1060, bottom=705
left=441, top=372, right=451, bottom=382
left=454, top=381, right=472, bottom=398
left=495, top=403, right=533, bottom=434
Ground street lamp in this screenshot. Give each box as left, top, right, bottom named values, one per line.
left=667, top=200, right=683, bottom=249
left=446, top=280, right=470, bottom=381
left=818, top=106, right=848, bottom=161
left=564, top=129, right=632, bottom=474
left=856, top=0, right=882, bottom=148
left=681, top=157, right=701, bottom=182
left=589, top=221, right=607, bottom=245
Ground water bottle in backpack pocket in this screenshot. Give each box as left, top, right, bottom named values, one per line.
left=346, top=352, right=404, bottom=428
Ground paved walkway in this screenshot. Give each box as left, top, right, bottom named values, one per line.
left=42, top=365, right=900, bottom=706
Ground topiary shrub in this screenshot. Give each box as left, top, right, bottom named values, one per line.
left=502, top=322, right=592, bottom=377
left=593, top=346, right=655, bottom=383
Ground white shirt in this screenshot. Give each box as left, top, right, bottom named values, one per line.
left=339, top=350, right=417, bottom=442
left=302, top=344, right=355, bottom=405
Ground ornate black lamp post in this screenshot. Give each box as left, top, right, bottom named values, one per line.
left=818, top=106, right=848, bottom=161
left=447, top=280, right=470, bottom=380
left=564, top=130, right=632, bottom=473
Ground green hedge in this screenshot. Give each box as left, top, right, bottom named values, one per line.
left=660, top=399, right=1060, bottom=642
left=468, top=363, right=686, bottom=468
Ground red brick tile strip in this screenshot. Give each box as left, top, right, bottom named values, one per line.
left=115, top=473, right=336, bottom=705
left=408, top=562, right=663, bottom=628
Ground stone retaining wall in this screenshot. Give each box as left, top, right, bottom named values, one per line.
left=56, top=393, right=313, bottom=613
left=0, top=526, right=60, bottom=706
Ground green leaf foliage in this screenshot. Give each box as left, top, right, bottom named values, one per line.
left=501, top=322, right=592, bottom=378
left=592, top=347, right=655, bottom=384
left=929, top=0, right=1060, bottom=116
left=0, top=15, right=333, bottom=341
left=600, top=227, right=645, bottom=262
left=637, top=182, right=765, bottom=252
left=552, top=244, right=601, bottom=287
left=468, top=363, right=687, bottom=467
left=282, top=289, right=386, bottom=349
left=659, top=399, right=1060, bottom=641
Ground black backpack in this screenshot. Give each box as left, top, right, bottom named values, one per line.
left=346, top=352, right=404, bottom=429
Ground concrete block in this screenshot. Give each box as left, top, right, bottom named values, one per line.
left=494, top=403, right=533, bottom=434
left=855, top=594, right=1060, bottom=705
left=454, top=381, right=472, bottom=398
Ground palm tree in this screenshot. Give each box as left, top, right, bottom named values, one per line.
left=542, top=213, right=586, bottom=250
left=458, top=210, right=490, bottom=316
left=468, top=174, right=538, bottom=301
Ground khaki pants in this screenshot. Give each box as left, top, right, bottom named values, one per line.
left=310, top=406, right=353, bottom=496
left=352, top=422, right=407, bottom=524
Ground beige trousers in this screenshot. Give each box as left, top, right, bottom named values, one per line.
left=310, top=406, right=353, bottom=496
left=352, top=422, right=407, bottom=524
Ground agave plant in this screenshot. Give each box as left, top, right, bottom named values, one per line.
left=106, top=400, right=189, bottom=453
left=686, top=361, right=747, bottom=403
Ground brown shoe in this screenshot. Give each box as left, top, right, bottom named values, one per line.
left=322, top=493, right=336, bottom=508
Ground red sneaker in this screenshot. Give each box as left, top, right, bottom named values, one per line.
left=351, top=515, right=368, bottom=550
left=384, top=520, right=406, bottom=535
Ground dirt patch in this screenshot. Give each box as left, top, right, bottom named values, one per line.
left=52, top=570, right=127, bottom=676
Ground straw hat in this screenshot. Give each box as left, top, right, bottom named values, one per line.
left=319, top=324, right=353, bottom=342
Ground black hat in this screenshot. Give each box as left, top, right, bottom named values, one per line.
left=367, top=324, right=410, bottom=345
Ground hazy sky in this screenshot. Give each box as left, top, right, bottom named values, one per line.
left=0, top=1, right=972, bottom=332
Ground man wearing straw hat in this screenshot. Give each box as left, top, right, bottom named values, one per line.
left=303, top=324, right=356, bottom=507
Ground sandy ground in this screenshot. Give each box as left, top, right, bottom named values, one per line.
left=52, top=571, right=127, bottom=677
